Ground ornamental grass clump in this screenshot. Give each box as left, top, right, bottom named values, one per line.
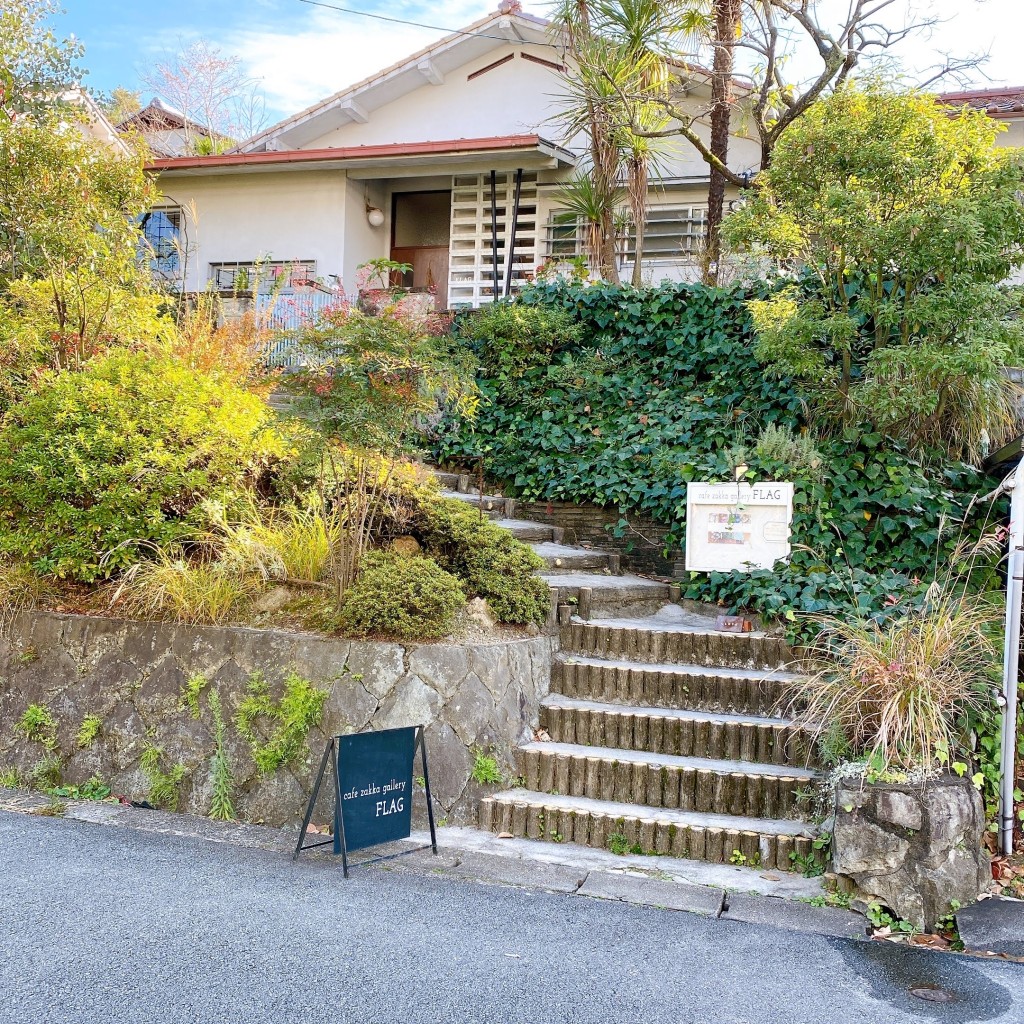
left=790, top=578, right=999, bottom=776
left=214, top=501, right=343, bottom=584
left=113, top=551, right=258, bottom=626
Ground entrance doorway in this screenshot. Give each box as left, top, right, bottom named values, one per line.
left=390, top=190, right=451, bottom=309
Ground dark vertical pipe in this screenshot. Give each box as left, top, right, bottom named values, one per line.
left=489, top=169, right=500, bottom=301
left=504, top=167, right=523, bottom=297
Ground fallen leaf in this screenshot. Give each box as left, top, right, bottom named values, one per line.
left=759, top=872, right=781, bottom=881
left=497, top=832, right=514, bottom=839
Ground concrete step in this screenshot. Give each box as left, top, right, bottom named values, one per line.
left=496, top=518, right=556, bottom=542
left=432, top=470, right=462, bottom=490
left=542, top=573, right=672, bottom=619
left=478, top=789, right=821, bottom=872
left=517, top=741, right=816, bottom=820
left=540, top=695, right=816, bottom=768
left=440, top=490, right=507, bottom=518
left=560, top=619, right=794, bottom=670
left=529, top=542, right=616, bottom=573
left=552, top=654, right=800, bottom=717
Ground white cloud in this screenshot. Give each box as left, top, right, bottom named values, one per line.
left=222, top=2, right=493, bottom=119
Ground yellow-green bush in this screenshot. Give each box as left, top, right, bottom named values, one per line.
left=0, top=351, right=286, bottom=581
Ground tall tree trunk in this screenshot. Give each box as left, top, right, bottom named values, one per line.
left=705, top=0, right=742, bottom=285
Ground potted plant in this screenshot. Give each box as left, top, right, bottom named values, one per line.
left=789, top=538, right=999, bottom=931
left=355, top=258, right=413, bottom=315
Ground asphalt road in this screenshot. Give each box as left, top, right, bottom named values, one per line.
left=0, top=810, right=1020, bottom=1024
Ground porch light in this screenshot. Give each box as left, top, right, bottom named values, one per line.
left=366, top=205, right=385, bottom=227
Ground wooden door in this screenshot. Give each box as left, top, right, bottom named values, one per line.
left=390, top=245, right=449, bottom=308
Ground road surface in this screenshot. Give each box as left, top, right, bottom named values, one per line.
left=0, top=810, right=1020, bottom=1024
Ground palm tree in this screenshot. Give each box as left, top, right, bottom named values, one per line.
left=705, top=0, right=743, bottom=283
left=555, top=2, right=714, bottom=285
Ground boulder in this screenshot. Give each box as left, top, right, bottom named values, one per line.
left=832, top=774, right=990, bottom=931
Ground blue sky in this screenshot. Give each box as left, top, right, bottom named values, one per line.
left=63, top=0, right=1024, bottom=127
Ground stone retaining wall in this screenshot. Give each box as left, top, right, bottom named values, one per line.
left=0, top=612, right=553, bottom=828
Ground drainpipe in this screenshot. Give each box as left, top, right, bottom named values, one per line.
left=1000, top=467, right=1024, bottom=856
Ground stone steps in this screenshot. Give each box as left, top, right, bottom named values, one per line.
left=560, top=620, right=794, bottom=670
left=427, top=464, right=825, bottom=872
left=542, top=574, right=672, bottom=619
left=529, top=542, right=617, bottom=573
left=540, top=695, right=816, bottom=767
left=440, top=490, right=507, bottom=518
left=478, top=790, right=820, bottom=871
left=517, top=741, right=815, bottom=820
left=552, top=654, right=798, bottom=716
left=494, top=518, right=556, bottom=543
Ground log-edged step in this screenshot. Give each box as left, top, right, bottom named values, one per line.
left=479, top=790, right=821, bottom=871
left=517, top=741, right=816, bottom=820
left=553, top=654, right=798, bottom=717
left=560, top=620, right=794, bottom=670
left=542, top=573, right=672, bottom=618
left=530, top=542, right=616, bottom=573
left=540, top=695, right=816, bottom=768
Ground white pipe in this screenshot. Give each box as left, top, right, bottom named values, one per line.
left=999, top=470, right=1024, bottom=856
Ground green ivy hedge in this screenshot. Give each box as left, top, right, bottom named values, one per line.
left=433, top=282, right=1001, bottom=633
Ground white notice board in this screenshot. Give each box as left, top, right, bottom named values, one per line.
left=685, top=482, right=794, bottom=573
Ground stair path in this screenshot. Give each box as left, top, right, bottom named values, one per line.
left=428, top=466, right=823, bottom=872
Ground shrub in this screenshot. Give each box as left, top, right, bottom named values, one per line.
left=457, top=301, right=582, bottom=379
left=725, top=84, right=1024, bottom=459
left=434, top=280, right=794, bottom=535
left=336, top=550, right=465, bottom=640
left=0, top=351, right=286, bottom=582
left=753, top=424, right=823, bottom=476
left=418, top=498, right=550, bottom=625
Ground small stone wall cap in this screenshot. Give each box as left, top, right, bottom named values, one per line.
left=956, top=895, right=1024, bottom=956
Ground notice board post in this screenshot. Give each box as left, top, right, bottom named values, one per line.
left=294, top=725, right=437, bottom=876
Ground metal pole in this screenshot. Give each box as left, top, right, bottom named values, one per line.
left=489, top=170, right=500, bottom=302
left=1000, top=470, right=1023, bottom=856
left=504, top=168, right=523, bottom=297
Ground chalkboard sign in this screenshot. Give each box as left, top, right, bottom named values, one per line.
left=293, top=725, right=437, bottom=876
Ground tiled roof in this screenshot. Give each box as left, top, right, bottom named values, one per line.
left=938, top=87, right=1024, bottom=118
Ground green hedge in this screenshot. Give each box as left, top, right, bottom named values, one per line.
left=433, top=282, right=1000, bottom=633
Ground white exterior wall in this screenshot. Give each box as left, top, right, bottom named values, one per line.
left=306, top=44, right=565, bottom=150
left=158, top=170, right=348, bottom=293
left=996, top=119, right=1024, bottom=147
left=342, top=177, right=390, bottom=293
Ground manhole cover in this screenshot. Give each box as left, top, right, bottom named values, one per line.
left=910, top=986, right=956, bottom=1004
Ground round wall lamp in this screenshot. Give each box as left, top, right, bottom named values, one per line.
left=366, top=205, right=385, bottom=227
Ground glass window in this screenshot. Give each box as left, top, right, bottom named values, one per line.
left=140, top=207, right=183, bottom=283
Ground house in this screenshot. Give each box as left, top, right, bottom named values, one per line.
left=938, top=87, right=1024, bottom=147
left=144, top=4, right=762, bottom=307
left=63, top=88, right=131, bottom=155
left=118, top=97, right=224, bottom=158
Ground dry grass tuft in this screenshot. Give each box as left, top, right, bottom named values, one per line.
left=791, top=583, right=999, bottom=773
